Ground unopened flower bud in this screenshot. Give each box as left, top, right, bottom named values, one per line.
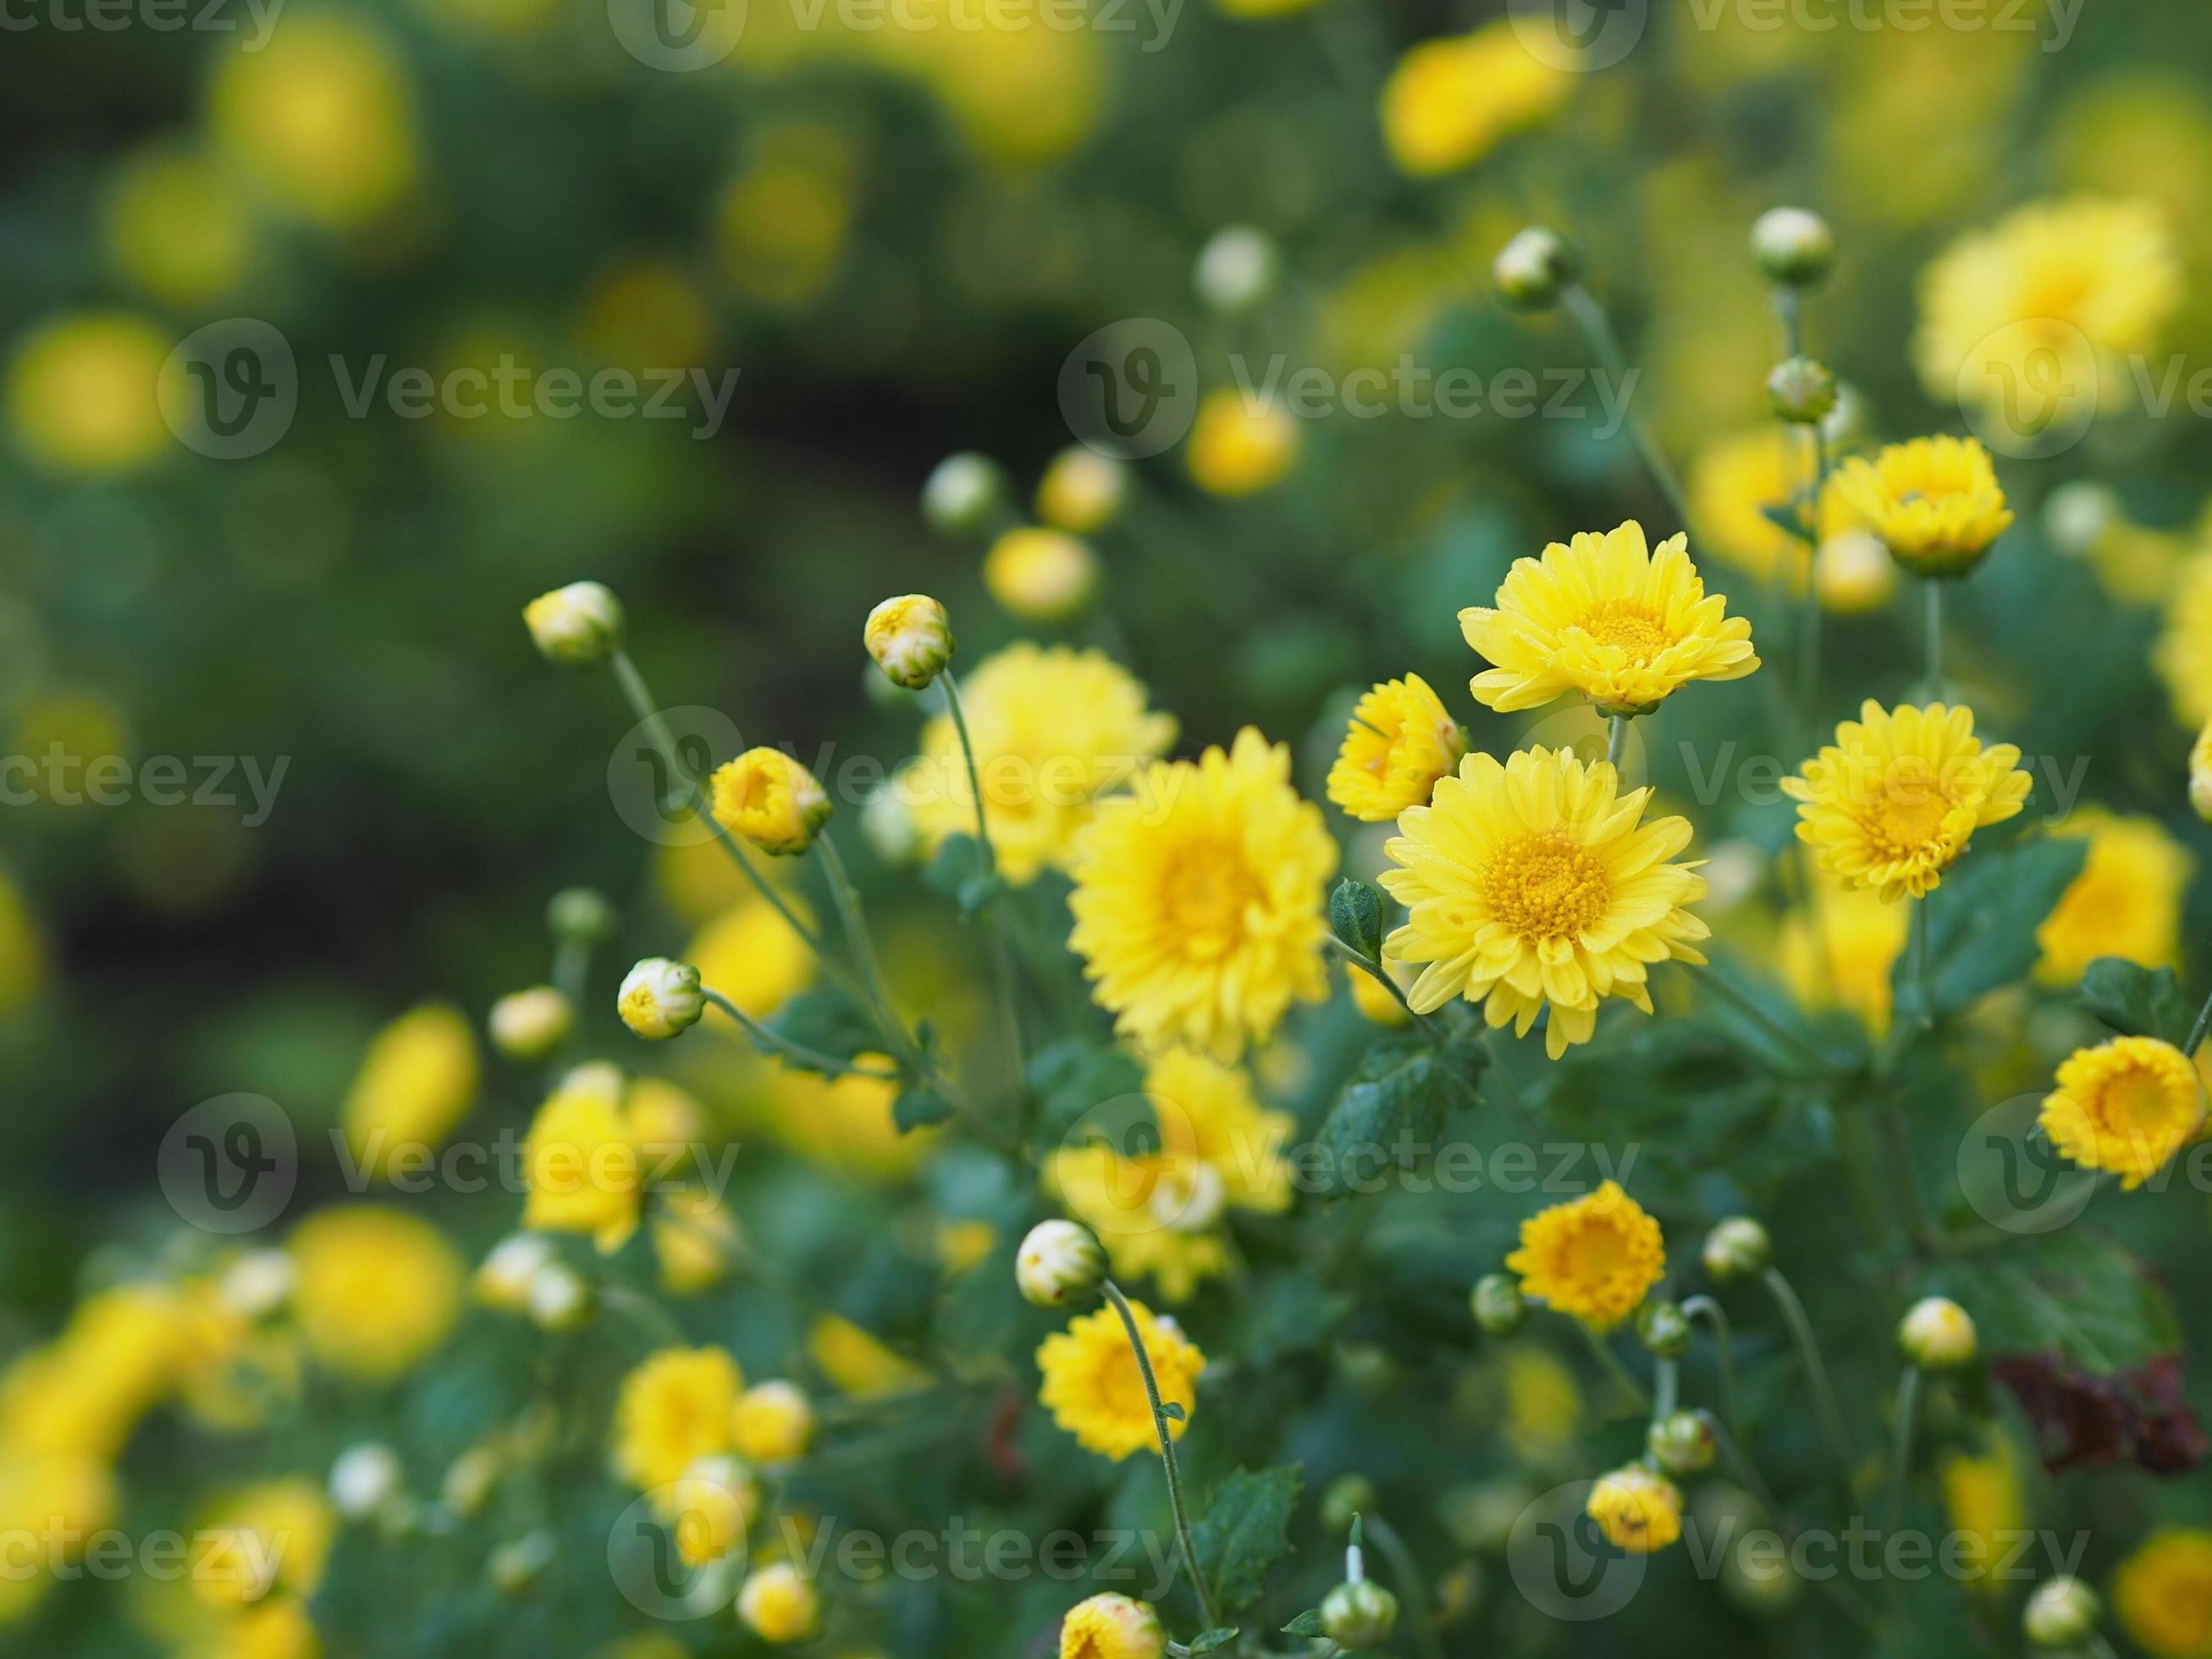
left=526, top=1261, right=594, bottom=1332
left=489, top=985, right=573, bottom=1061
left=985, top=527, right=1097, bottom=621
left=863, top=593, right=956, bottom=691
left=2043, top=480, right=2117, bottom=560
left=1194, top=224, right=1278, bottom=315
left=920, top=453, right=1008, bottom=538
left=862, top=786, right=922, bottom=866
left=477, top=1232, right=556, bottom=1311
left=1767, top=356, right=1838, bottom=425
left=737, top=1561, right=820, bottom=1645
left=488, top=1529, right=557, bottom=1595
left=709, top=748, right=832, bottom=856
left=330, top=1442, right=404, bottom=1522
left=546, top=887, right=617, bottom=945
left=1647, top=1410, right=1716, bottom=1476
left=1493, top=227, right=1577, bottom=311
left=1321, top=1475, right=1378, bottom=1538
left=442, top=1447, right=499, bottom=1518
left=1702, top=1217, right=1770, bottom=1282
left=1015, top=1219, right=1106, bottom=1307
left=218, top=1248, right=295, bottom=1319
left=1322, top=1578, right=1400, bottom=1648
left=731, top=1381, right=816, bottom=1464
left=2023, top=1574, right=2101, bottom=1647
left=2191, top=721, right=2212, bottom=824
left=1586, top=1463, right=1683, bottom=1552
left=1749, top=207, right=1835, bottom=288
left=617, top=958, right=705, bottom=1039
left=1036, top=446, right=1130, bottom=535
left=522, top=581, right=622, bottom=666
left=1060, top=1595, right=1162, bottom=1659
left=1637, top=1298, right=1691, bottom=1359
left=1898, top=1296, right=1977, bottom=1370
left=1471, top=1273, right=1525, bottom=1337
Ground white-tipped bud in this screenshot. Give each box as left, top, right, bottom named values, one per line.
left=218, top=1248, right=295, bottom=1319
left=1898, top=1296, right=1977, bottom=1370
left=330, top=1442, right=404, bottom=1522
left=1015, top=1219, right=1106, bottom=1308
left=527, top=1260, right=595, bottom=1332
left=920, top=454, right=1008, bottom=538
left=1471, top=1273, right=1525, bottom=1337
left=1702, top=1217, right=1771, bottom=1282
left=488, top=985, right=573, bottom=1061
left=2191, top=721, right=2212, bottom=825
left=1766, top=356, right=1838, bottom=425
left=1322, top=1579, right=1400, bottom=1648
left=2023, top=1575, right=2101, bottom=1647
left=1493, top=227, right=1577, bottom=311
left=546, top=886, right=618, bottom=945
left=861, top=785, right=922, bottom=866
left=477, top=1232, right=556, bottom=1311
left=617, top=958, right=704, bottom=1039
left=864, top=594, right=955, bottom=690
left=1647, top=1410, right=1716, bottom=1476
left=522, top=581, right=623, bottom=666
left=2043, top=480, right=2118, bottom=560
left=1750, top=207, right=1835, bottom=288
left=1194, top=225, right=1278, bottom=316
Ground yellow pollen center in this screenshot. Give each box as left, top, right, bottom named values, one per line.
left=1564, top=1221, right=1630, bottom=1281
left=1866, top=768, right=1956, bottom=857
left=1484, top=831, right=1612, bottom=942
left=1575, top=600, right=1672, bottom=662
left=1162, top=840, right=1262, bottom=957
left=2101, top=1065, right=2176, bottom=1132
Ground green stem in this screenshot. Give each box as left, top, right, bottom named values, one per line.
left=815, top=835, right=911, bottom=1058
left=1561, top=284, right=1696, bottom=539
left=1923, top=581, right=1944, bottom=700
left=609, top=650, right=825, bottom=956
left=1365, top=1516, right=1442, bottom=1659
left=1884, top=1365, right=1923, bottom=1620
left=1101, top=1280, right=1220, bottom=1634
left=1761, top=1266, right=1858, bottom=1490
left=1698, top=1410, right=1880, bottom=1633
left=1875, top=1100, right=1941, bottom=1260
left=1680, top=1296, right=1742, bottom=1444
left=1692, top=964, right=1838, bottom=1075
left=1326, top=936, right=1451, bottom=1053
left=1606, top=713, right=1630, bottom=769
left=550, top=937, right=590, bottom=1009
left=700, top=989, right=898, bottom=1080
left=1650, top=1355, right=1680, bottom=1422
left=1793, top=425, right=1829, bottom=752
left=2184, top=982, right=2212, bottom=1058
left=940, top=667, right=1028, bottom=1105
left=939, top=669, right=993, bottom=855
left=1578, top=1320, right=1651, bottom=1415
left=599, top=1284, right=687, bottom=1349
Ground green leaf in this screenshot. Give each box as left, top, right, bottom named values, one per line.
left=921, top=832, right=998, bottom=914
left=766, top=989, right=885, bottom=1075
left=1921, top=1232, right=2181, bottom=1374
left=1328, top=878, right=1384, bottom=962
left=1281, top=1610, right=1328, bottom=1637
left=1310, top=1035, right=1481, bottom=1199
left=892, top=1085, right=955, bottom=1133
left=1027, top=1039, right=1151, bottom=1144
left=1901, top=835, right=2088, bottom=1019
left=2079, top=957, right=2195, bottom=1045
left=1190, top=1465, right=1301, bottom=1612
left=1159, top=1401, right=1186, bottom=1422
left=1186, top=1629, right=1240, bottom=1655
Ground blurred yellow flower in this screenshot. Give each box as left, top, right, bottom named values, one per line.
left=1688, top=427, right=1889, bottom=609
left=611, top=1346, right=743, bottom=1491
left=2041, top=1035, right=2204, bottom=1190
left=1057, top=1593, right=1165, bottom=1659
left=731, top=1381, right=815, bottom=1463
left=1505, top=1182, right=1665, bottom=1330
left=1778, top=872, right=1909, bottom=1039
left=340, top=1002, right=478, bottom=1180
left=190, top=1477, right=333, bottom=1612
left=522, top=1063, right=642, bottom=1251
left=984, top=527, right=1097, bottom=621
left=738, top=1562, right=820, bottom=1645
left=1036, top=1300, right=1202, bottom=1460
left=0, top=1453, right=113, bottom=1625
left=210, top=15, right=420, bottom=230
left=207, top=1596, right=320, bottom=1659
left=1939, top=1435, right=2024, bottom=1595
left=654, top=1185, right=742, bottom=1295
left=710, top=747, right=831, bottom=857
left=656, top=1457, right=757, bottom=1567
left=1586, top=1463, right=1681, bottom=1552
left=0, top=1283, right=190, bottom=1461
left=0, top=867, right=44, bottom=1017
left=1068, top=727, right=1336, bottom=1061
left=763, top=1059, right=935, bottom=1181
left=289, top=1207, right=462, bottom=1383
left=905, top=643, right=1176, bottom=886
left=1784, top=703, right=2033, bottom=901
left=1916, top=196, right=2180, bottom=417
left=1035, top=448, right=1127, bottom=535
left=2116, top=1528, right=2212, bottom=1659
left=103, top=146, right=257, bottom=307
left=2158, top=549, right=2212, bottom=729
left=687, top=890, right=817, bottom=1020
left=1381, top=747, right=1710, bottom=1058
left=2036, top=808, right=2193, bottom=986
left=1349, top=958, right=1414, bottom=1028
left=807, top=1315, right=931, bottom=1399
left=714, top=139, right=855, bottom=309
left=1327, top=674, right=1466, bottom=823
left=1500, top=1346, right=1581, bottom=1459
left=1380, top=21, right=1570, bottom=177
left=1462, top=521, right=1759, bottom=716
left=1185, top=389, right=1299, bottom=496
left=1834, top=436, right=2013, bottom=580
left=576, top=256, right=714, bottom=375
left=6, top=313, right=171, bottom=475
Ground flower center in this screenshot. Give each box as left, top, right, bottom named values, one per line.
left=1866, top=767, right=1955, bottom=857
left=2102, top=1064, right=2180, bottom=1134
left=1484, top=831, right=1612, bottom=942
left=1576, top=599, right=1672, bottom=663
left=1100, top=1348, right=1152, bottom=1422
left=1564, top=1220, right=1630, bottom=1283
left=1161, top=839, right=1262, bottom=957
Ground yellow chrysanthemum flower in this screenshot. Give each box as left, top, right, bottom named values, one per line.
left=1378, top=20, right=1570, bottom=177
left=709, top=747, right=831, bottom=857
left=1686, top=427, right=1894, bottom=612
left=1833, top=436, right=2014, bottom=579
left=1067, top=727, right=1337, bottom=1060
left=1036, top=1300, right=1203, bottom=1461
left=904, top=644, right=1177, bottom=886
left=287, top=1207, right=462, bottom=1383
left=190, top=1477, right=334, bottom=1611
left=1503, top=1181, right=1665, bottom=1329
left=521, top=1063, right=642, bottom=1252
left=610, top=1346, right=743, bottom=1491
left=1586, top=1463, right=1681, bottom=1553
left=1379, top=747, right=1710, bottom=1058
left=1058, top=1593, right=1165, bottom=1659
left=2035, top=807, right=2193, bottom=986
left=1778, top=871, right=1909, bottom=1039
left=1326, top=674, right=1467, bottom=822
left=2040, top=1035, right=2205, bottom=1190
left=339, top=1002, right=479, bottom=1180
left=984, top=527, right=1098, bottom=621
left=1916, top=196, right=2181, bottom=416
left=1185, top=389, right=1298, bottom=496
left=6, top=313, right=172, bottom=476
left=0, top=1452, right=113, bottom=1624
left=1460, top=521, right=1759, bottom=717
left=737, top=1562, right=820, bottom=1645
left=806, top=1314, right=933, bottom=1400
left=654, top=1186, right=742, bottom=1295
left=731, top=1381, right=814, bottom=1464
left=1939, top=1434, right=2025, bottom=1596
left=2157, top=550, right=2212, bottom=729
left=1035, top=448, right=1127, bottom=534
left=103, top=146, right=257, bottom=309
left=1046, top=1050, right=1294, bottom=1302
left=1783, top=702, right=2033, bottom=901
left=1501, top=1346, right=1582, bottom=1460
left=2116, top=1529, right=2212, bottom=1659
